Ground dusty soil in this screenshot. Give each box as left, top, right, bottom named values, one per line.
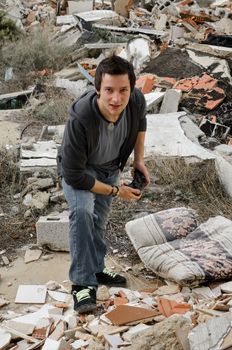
left=0, top=251, right=159, bottom=310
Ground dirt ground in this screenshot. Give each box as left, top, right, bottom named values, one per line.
left=0, top=250, right=161, bottom=312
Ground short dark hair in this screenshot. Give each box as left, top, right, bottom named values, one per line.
left=95, top=55, right=136, bottom=92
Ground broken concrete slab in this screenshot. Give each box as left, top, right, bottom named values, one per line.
left=122, top=323, right=151, bottom=341
left=144, top=91, right=165, bottom=112
left=67, top=0, right=92, bottom=14
left=56, top=15, right=77, bottom=26
left=186, top=43, right=232, bottom=59
left=21, top=140, right=58, bottom=159
left=93, top=23, right=168, bottom=38
left=3, top=320, right=35, bottom=336
left=144, top=112, right=216, bottom=160
left=54, top=78, right=88, bottom=97
left=77, top=10, right=120, bottom=24
left=54, top=26, right=82, bottom=48
left=0, top=327, right=11, bottom=349
left=11, top=304, right=59, bottom=326
left=159, top=89, right=182, bottom=113
left=188, top=315, right=232, bottom=350
left=24, top=249, right=42, bottom=264
left=103, top=333, right=126, bottom=348
left=20, top=158, right=57, bottom=172
left=20, top=140, right=59, bottom=172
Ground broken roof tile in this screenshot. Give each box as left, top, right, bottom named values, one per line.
left=105, top=305, right=159, bottom=326
left=193, top=73, right=217, bottom=91
left=157, top=297, right=191, bottom=318
left=135, top=75, right=155, bottom=94
left=197, top=86, right=226, bottom=110
left=175, top=77, right=199, bottom=92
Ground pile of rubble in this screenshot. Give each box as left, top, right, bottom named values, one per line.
left=1, top=0, right=232, bottom=201
left=1, top=0, right=232, bottom=349
left=2, top=276, right=232, bottom=349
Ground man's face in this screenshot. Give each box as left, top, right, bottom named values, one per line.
left=97, top=73, right=131, bottom=120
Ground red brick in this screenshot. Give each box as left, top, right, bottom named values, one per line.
left=135, top=75, right=155, bottom=94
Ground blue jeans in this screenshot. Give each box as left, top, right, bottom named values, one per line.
left=62, top=168, right=119, bottom=287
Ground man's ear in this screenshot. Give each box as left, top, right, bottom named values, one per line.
left=96, top=91, right=100, bottom=97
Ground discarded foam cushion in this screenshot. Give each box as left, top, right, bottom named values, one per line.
left=126, top=207, right=198, bottom=252
left=126, top=208, right=232, bottom=286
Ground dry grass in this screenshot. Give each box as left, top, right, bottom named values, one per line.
left=30, top=85, right=74, bottom=125
left=0, top=29, right=72, bottom=89
left=148, top=157, right=232, bottom=221
left=0, top=147, right=19, bottom=192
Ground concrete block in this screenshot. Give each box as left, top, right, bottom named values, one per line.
left=159, top=89, right=182, bottom=114
left=36, top=211, right=69, bottom=251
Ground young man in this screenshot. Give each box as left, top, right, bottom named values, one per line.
left=60, top=55, right=150, bottom=313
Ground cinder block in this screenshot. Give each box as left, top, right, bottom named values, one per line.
left=36, top=211, right=69, bottom=251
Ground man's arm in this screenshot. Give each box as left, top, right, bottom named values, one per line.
left=133, top=131, right=150, bottom=184
left=90, top=179, right=141, bottom=200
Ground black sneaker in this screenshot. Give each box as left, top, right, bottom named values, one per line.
left=72, top=285, right=97, bottom=313
left=96, top=268, right=127, bottom=286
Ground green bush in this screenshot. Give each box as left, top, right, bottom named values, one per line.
left=0, top=11, right=21, bottom=42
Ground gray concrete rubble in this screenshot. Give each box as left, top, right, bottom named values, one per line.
left=2, top=253, right=232, bottom=349
left=1, top=0, right=232, bottom=348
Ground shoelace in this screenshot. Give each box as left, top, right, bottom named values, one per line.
left=75, top=287, right=93, bottom=302
left=103, top=267, right=117, bottom=278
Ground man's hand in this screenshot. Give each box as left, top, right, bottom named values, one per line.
left=132, top=162, right=150, bottom=186
left=118, top=185, right=141, bottom=200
